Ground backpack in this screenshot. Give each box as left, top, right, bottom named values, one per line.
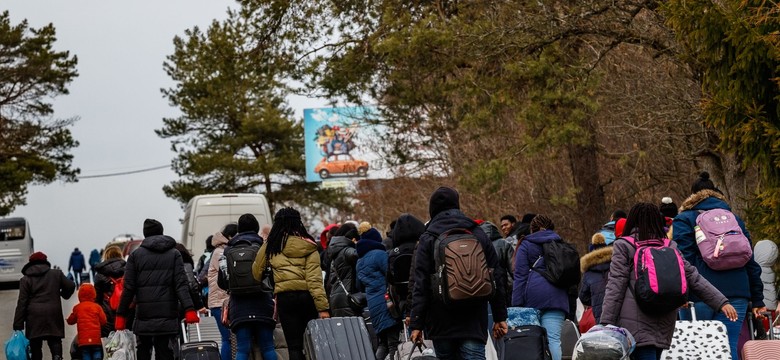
left=108, top=276, right=124, bottom=311
left=623, top=236, right=688, bottom=315
left=532, top=240, right=581, bottom=288
left=694, top=208, right=753, bottom=270
left=183, top=262, right=200, bottom=294
left=386, top=242, right=414, bottom=317
left=431, top=228, right=495, bottom=304
left=224, top=240, right=263, bottom=294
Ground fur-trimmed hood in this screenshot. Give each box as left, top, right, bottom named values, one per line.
left=580, top=246, right=613, bottom=273
left=679, top=189, right=727, bottom=212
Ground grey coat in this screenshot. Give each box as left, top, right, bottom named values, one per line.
left=601, top=238, right=729, bottom=348
left=754, top=240, right=778, bottom=311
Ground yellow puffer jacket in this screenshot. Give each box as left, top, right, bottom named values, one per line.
left=252, top=235, right=329, bottom=311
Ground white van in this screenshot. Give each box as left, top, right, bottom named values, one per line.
left=181, top=194, right=272, bottom=258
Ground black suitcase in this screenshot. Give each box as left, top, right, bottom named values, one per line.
left=304, top=317, right=374, bottom=360
left=181, top=321, right=221, bottom=360
left=502, top=325, right=551, bottom=360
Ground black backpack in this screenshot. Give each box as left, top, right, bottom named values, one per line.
left=387, top=242, right=415, bottom=315
left=532, top=240, right=580, bottom=288
left=224, top=240, right=263, bottom=294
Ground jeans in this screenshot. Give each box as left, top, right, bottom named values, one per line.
left=433, top=339, right=486, bottom=360
left=540, top=310, right=565, bottom=360
left=630, top=345, right=662, bottom=360
left=80, top=345, right=103, bottom=360
left=210, top=307, right=232, bottom=360
left=235, top=323, right=276, bottom=360
left=679, top=297, right=748, bottom=359
left=29, top=336, right=63, bottom=360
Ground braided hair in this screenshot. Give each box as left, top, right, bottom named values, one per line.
left=266, top=207, right=313, bottom=257
left=623, top=202, right=667, bottom=241
left=529, top=214, right=555, bottom=233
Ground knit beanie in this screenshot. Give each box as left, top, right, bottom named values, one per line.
left=429, top=186, right=460, bottom=218
left=691, top=171, right=718, bottom=194
left=238, top=213, right=260, bottom=233
left=659, top=197, right=678, bottom=219
left=529, top=215, right=554, bottom=233
left=614, top=218, right=627, bottom=239
left=360, top=228, right=383, bottom=243
left=143, top=219, right=164, bottom=237
left=589, top=233, right=607, bottom=252
left=358, top=221, right=372, bottom=235
left=356, top=228, right=386, bottom=257
left=521, top=213, right=537, bottom=224
left=29, top=251, right=47, bottom=262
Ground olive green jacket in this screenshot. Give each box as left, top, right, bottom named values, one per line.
left=252, top=235, right=329, bottom=311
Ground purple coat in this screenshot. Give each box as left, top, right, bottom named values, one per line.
left=512, top=230, right=569, bottom=313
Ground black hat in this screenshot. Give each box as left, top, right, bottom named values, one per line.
left=521, top=213, right=537, bottom=224
left=659, top=197, right=678, bottom=218
left=143, top=219, right=164, bottom=237
left=238, top=213, right=260, bottom=233
left=691, top=171, right=718, bottom=194
left=429, top=186, right=460, bottom=218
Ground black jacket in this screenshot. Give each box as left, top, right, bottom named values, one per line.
left=13, top=260, right=75, bottom=338
left=94, top=258, right=131, bottom=336
left=326, top=235, right=359, bottom=316
left=389, top=214, right=426, bottom=316
left=224, top=232, right=275, bottom=330
left=117, top=235, right=194, bottom=336
left=410, top=209, right=507, bottom=342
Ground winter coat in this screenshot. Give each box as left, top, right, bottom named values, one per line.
left=252, top=235, right=329, bottom=312
left=93, top=257, right=129, bottom=336
left=601, top=238, right=729, bottom=348
left=13, top=260, right=76, bottom=339
left=754, top=240, right=779, bottom=311
left=672, top=189, right=765, bottom=306
left=357, top=245, right=398, bottom=334
left=69, top=249, right=86, bottom=272
left=388, top=214, right=426, bottom=318
left=512, top=230, right=570, bottom=313
left=208, top=231, right=231, bottom=309
left=410, top=209, right=507, bottom=343
left=89, top=249, right=101, bottom=269
left=117, top=235, right=194, bottom=336
left=67, top=285, right=107, bottom=347
left=578, top=246, right=612, bottom=322
left=482, top=221, right=514, bottom=305
left=223, top=232, right=275, bottom=330
left=325, top=235, right=359, bottom=316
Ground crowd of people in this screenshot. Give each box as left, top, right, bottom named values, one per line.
left=10, top=172, right=780, bottom=360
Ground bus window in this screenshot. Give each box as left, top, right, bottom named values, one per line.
left=0, top=222, right=26, bottom=241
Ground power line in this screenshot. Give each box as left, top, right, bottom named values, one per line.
left=78, top=165, right=170, bottom=179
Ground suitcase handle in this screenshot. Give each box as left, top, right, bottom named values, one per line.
left=181, top=316, right=203, bottom=343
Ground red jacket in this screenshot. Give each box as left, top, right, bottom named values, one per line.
left=67, top=284, right=107, bottom=346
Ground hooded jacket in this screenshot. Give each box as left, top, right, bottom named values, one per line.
left=252, top=235, right=329, bottom=312
left=601, top=238, right=728, bottom=348
left=672, top=189, right=764, bottom=306
left=388, top=214, right=425, bottom=317
left=325, top=235, right=359, bottom=316
left=13, top=259, right=76, bottom=338
left=117, top=235, right=194, bottom=335
left=223, top=232, right=275, bottom=330
left=357, top=239, right=398, bottom=334
left=512, top=230, right=570, bottom=313
left=207, top=231, right=231, bottom=309
left=578, top=244, right=612, bottom=322
left=93, top=257, right=128, bottom=336
left=89, top=249, right=101, bottom=269
left=754, top=240, right=778, bottom=311
left=67, top=285, right=107, bottom=346
left=410, top=208, right=507, bottom=342
left=69, top=249, right=86, bottom=272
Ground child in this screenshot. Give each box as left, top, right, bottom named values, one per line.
left=67, top=283, right=107, bottom=360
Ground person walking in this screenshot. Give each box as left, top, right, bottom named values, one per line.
left=325, top=223, right=360, bottom=316
left=66, top=284, right=107, bottom=360
left=88, top=249, right=101, bottom=279
left=673, top=172, right=765, bottom=358
left=207, top=223, right=237, bottom=360
left=578, top=232, right=612, bottom=324
left=115, top=219, right=199, bottom=360
left=13, top=251, right=77, bottom=360
left=601, top=202, right=737, bottom=360
left=252, top=207, right=329, bottom=360
left=68, top=247, right=86, bottom=286
left=93, top=245, right=130, bottom=336
left=410, top=186, right=508, bottom=360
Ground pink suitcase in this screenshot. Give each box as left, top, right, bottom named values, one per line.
left=741, top=312, right=780, bottom=360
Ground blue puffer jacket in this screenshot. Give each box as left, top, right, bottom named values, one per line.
left=512, top=230, right=569, bottom=313
left=357, top=246, right=398, bottom=334
left=673, top=189, right=765, bottom=306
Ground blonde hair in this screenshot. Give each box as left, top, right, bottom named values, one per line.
left=103, top=245, right=123, bottom=261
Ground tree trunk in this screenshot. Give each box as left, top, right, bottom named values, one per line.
left=568, top=138, right=607, bottom=251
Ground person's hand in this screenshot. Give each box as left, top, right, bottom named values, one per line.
left=115, top=316, right=126, bottom=330
left=184, top=310, right=200, bottom=324
left=492, top=321, right=508, bottom=339
left=721, top=304, right=738, bottom=322
left=405, top=316, right=411, bottom=327
left=198, top=307, right=209, bottom=315
left=319, top=311, right=330, bottom=319
left=410, top=330, right=423, bottom=344
left=753, top=306, right=768, bottom=319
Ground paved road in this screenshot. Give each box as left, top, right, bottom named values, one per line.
left=0, top=284, right=79, bottom=360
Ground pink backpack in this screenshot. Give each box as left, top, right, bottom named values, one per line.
left=623, top=236, right=688, bottom=315
left=694, top=209, right=752, bottom=270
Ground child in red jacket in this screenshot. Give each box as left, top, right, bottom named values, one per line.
left=67, top=283, right=107, bottom=360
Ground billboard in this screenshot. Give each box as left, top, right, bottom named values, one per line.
left=304, top=107, right=386, bottom=183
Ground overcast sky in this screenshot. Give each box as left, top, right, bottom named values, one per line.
left=3, top=1, right=327, bottom=269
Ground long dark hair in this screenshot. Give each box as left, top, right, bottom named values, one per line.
left=266, top=207, right=313, bottom=257
left=623, top=202, right=667, bottom=241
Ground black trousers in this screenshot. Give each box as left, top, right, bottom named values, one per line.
left=30, top=336, right=63, bottom=360
left=276, top=291, right=319, bottom=360
left=136, top=334, right=177, bottom=360
left=376, top=322, right=403, bottom=360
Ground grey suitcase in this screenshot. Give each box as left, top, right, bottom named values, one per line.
left=304, top=317, right=374, bottom=360
left=181, top=321, right=221, bottom=360
left=186, top=313, right=224, bottom=352
left=396, top=323, right=435, bottom=360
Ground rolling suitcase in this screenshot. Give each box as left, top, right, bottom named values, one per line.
left=560, top=319, right=580, bottom=360
left=185, top=312, right=224, bottom=352
left=661, top=303, right=731, bottom=360
left=304, top=317, right=374, bottom=360
left=181, top=321, right=221, bottom=360
left=502, top=325, right=551, bottom=360
left=396, top=323, right=436, bottom=360
left=742, top=311, right=780, bottom=360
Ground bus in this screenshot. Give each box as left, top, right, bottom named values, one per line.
left=0, top=217, right=33, bottom=284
